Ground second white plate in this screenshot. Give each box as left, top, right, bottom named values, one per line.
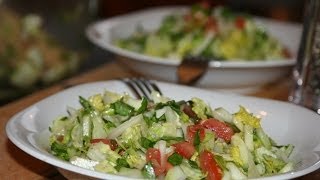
left=86, top=6, right=302, bottom=92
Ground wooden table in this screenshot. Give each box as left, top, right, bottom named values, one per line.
left=1, top=61, right=319, bottom=179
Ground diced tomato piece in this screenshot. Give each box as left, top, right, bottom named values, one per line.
left=200, top=118, right=234, bottom=142
left=205, top=17, right=218, bottom=33
left=282, top=48, right=292, bottom=58
left=146, top=148, right=166, bottom=176
left=187, top=124, right=206, bottom=143
left=146, top=148, right=161, bottom=163
left=151, top=159, right=166, bottom=176
left=165, top=161, right=174, bottom=171
left=184, top=13, right=193, bottom=22
left=90, top=139, right=118, bottom=150
left=173, top=142, right=195, bottom=159
left=235, top=16, right=246, bottom=29
left=200, top=150, right=222, bottom=180
left=200, top=1, right=211, bottom=9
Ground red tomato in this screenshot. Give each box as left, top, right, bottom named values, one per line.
left=90, top=139, right=118, bottom=150
left=200, top=150, right=222, bottom=180
left=173, top=142, right=195, bottom=159
left=150, top=159, right=166, bottom=176
left=165, top=161, right=174, bottom=171
left=200, top=1, right=211, bottom=9
left=187, top=124, right=206, bottom=143
left=200, top=118, right=234, bottom=142
left=146, top=148, right=161, bottom=162
left=205, top=17, right=218, bottom=33
left=146, top=148, right=166, bottom=176
left=235, top=16, right=246, bottom=29
left=282, top=48, right=292, bottom=58
left=184, top=14, right=193, bottom=22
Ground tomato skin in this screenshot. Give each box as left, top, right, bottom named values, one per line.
left=200, top=150, right=222, bottom=180
left=205, top=17, right=218, bottom=33
left=146, top=148, right=166, bottom=176
left=165, top=161, right=174, bottom=171
left=150, top=159, right=166, bottom=176
left=235, top=16, right=246, bottom=29
left=146, top=148, right=161, bottom=162
left=187, top=124, right=206, bottom=143
left=173, top=142, right=195, bottom=159
left=200, top=118, right=234, bottom=142
left=200, top=1, right=211, bottom=9
left=90, top=139, right=118, bottom=150
left=282, top=48, right=292, bottom=58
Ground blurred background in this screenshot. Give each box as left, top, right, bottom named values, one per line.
left=0, top=0, right=305, bottom=105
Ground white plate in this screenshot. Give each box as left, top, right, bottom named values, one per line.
left=86, top=6, right=302, bottom=92
left=6, top=80, right=320, bottom=180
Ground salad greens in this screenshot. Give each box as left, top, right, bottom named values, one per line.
left=0, top=7, right=81, bottom=104
left=49, top=90, right=295, bottom=179
left=115, top=3, right=291, bottom=61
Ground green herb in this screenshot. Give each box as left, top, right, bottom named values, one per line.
left=214, top=155, right=227, bottom=171
left=220, top=7, right=235, bottom=20
left=136, top=97, right=148, bottom=114
left=115, top=158, right=130, bottom=171
left=60, top=116, right=68, bottom=121
left=104, top=120, right=116, bottom=129
left=188, top=160, right=200, bottom=169
left=168, top=152, right=183, bottom=166
left=50, top=142, right=70, bottom=161
left=193, top=130, right=201, bottom=150
left=111, top=99, right=134, bottom=116
left=79, top=96, right=94, bottom=114
left=143, top=115, right=158, bottom=127
left=161, top=136, right=184, bottom=141
left=155, top=100, right=182, bottom=115
left=141, top=137, right=156, bottom=149
left=157, top=114, right=166, bottom=122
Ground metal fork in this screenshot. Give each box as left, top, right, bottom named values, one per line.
left=120, top=78, right=162, bottom=100
left=177, top=55, right=209, bottom=85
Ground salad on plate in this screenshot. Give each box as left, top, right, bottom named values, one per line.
left=0, top=6, right=81, bottom=103
left=49, top=89, right=295, bottom=179
left=114, top=3, right=291, bottom=61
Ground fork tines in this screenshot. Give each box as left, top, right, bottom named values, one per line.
left=120, top=78, right=162, bottom=100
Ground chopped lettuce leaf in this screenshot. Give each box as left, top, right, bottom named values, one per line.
left=234, top=106, right=261, bottom=128
left=191, top=97, right=213, bottom=120
left=87, top=142, right=120, bottom=163
left=49, top=88, right=296, bottom=179
left=89, top=94, right=105, bottom=112
left=117, top=124, right=143, bottom=149
left=124, top=148, right=146, bottom=169
left=180, top=159, right=206, bottom=179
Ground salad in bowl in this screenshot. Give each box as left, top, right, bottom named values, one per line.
left=86, top=3, right=301, bottom=90
left=49, top=89, right=295, bottom=179
left=114, top=3, right=291, bottom=61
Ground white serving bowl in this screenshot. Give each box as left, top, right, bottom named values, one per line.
left=86, top=6, right=302, bottom=92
